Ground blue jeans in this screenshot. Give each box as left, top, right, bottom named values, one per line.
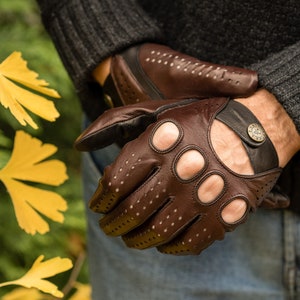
left=82, top=145, right=300, bottom=300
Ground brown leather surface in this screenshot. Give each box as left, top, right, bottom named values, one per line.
left=108, top=43, right=258, bottom=107
left=138, top=44, right=258, bottom=99
left=75, top=98, right=198, bottom=150
left=86, top=98, right=282, bottom=255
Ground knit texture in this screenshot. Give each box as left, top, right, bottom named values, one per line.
left=37, top=0, right=163, bottom=117
left=37, top=0, right=300, bottom=132
left=251, top=42, right=300, bottom=132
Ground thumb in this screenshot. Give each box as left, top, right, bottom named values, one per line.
left=74, top=98, right=198, bottom=151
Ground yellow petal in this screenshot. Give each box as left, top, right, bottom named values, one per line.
left=0, top=255, right=73, bottom=298
left=2, top=287, right=44, bottom=300
left=0, top=130, right=68, bottom=185
left=69, top=283, right=91, bottom=300
left=0, top=131, right=68, bottom=235
left=0, top=52, right=60, bottom=128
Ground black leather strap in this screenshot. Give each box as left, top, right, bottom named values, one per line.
left=120, top=45, right=164, bottom=100
left=216, top=100, right=278, bottom=173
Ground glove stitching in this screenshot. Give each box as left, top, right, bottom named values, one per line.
left=195, top=170, right=227, bottom=206
left=217, top=195, right=250, bottom=227
left=172, top=145, right=208, bottom=183
left=149, top=118, right=184, bottom=154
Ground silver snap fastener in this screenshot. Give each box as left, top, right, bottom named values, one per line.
left=247, top=123, right=266, bottom=142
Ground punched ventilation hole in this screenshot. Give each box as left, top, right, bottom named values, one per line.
left=256, top=178, right=277, bottom=201
left=103, top=193, right=117, bottom=211
left=148, top=236, right=157, bottom=242
left=109, top=218, right=135, bottom=234
left=163, top=247, right=187, bottom=255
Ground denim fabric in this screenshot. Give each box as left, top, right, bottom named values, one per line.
left=82, top=146, right=300, bottom=300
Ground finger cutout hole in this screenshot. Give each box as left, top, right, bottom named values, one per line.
left=198, top=174, right=224, bottom=204
left=210, top=120, right=254, bottom=175
left=152, top=121, right=180, bottom=151
left=221, top=199, right=247, bottom=224
left=176, top=149, right=205, bottom=180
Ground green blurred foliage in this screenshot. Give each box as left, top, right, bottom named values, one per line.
left=0, top=0, right=89, bottom=297
left=0, top=0, right=82, bottom=166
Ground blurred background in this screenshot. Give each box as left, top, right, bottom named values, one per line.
left=0, top=0, right=89, bottom=297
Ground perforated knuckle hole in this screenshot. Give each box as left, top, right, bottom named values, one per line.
left=221, top=199, right=247, bottom=224
left=176, top=149, right=205, bottom=180
left=197, top=174, right=224, bottom=204
left=152, top=121, right=180, bottom=151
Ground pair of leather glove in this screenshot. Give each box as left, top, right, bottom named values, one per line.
left=75, top=43, right=289, bottom=255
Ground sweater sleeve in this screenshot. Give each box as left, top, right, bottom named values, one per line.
left=37, top=0, right=164, bottom=119
left=250, top=42, right=300, bottom=133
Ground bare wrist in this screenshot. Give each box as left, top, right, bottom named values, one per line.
left=92, top=57, right=112, bottom=86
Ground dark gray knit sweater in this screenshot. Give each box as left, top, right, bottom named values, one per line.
left=37, top=0, right=300, bottom=133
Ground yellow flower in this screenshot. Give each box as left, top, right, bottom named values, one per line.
left=0, top=51, right=60, bottom=129
left=0, top=130, right=68, bottom=235
left=0, top=255, right=73, bottom=298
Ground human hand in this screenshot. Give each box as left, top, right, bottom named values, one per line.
left=75, top=90, right=299, bottom=255
left=93, top=43, right=257, bottom=109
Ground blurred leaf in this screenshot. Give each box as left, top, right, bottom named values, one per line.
left=0, top=52, right=60, bottom=129
left=0, top=130, right=13, bottom=168
left=2, top=287, right=47, bottom=300
left=0, top=131, right=68, bottom=235
left=0, top=150, right=11, bottom=169
left=0, top=130, right=12, bottom=148
left=0, top=255, right=73, bottom=298
left=69, top=283, right=91, bottom=300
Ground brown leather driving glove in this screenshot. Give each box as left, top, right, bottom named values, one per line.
left=103, top=43, right=258, bottom=106
left=100, top=43, right=258, bottom=144
left=75, top=97, right=282, bottom=255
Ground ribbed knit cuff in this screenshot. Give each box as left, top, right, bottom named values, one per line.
left=251, top=42, right=300, bottom=133
left=38, top=0, right=163, bottom=82
left=37, top=0, right=164, bottom=119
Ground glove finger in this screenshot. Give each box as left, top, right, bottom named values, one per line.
left=157, top=215, right=226, bottom=255
left=99, top=171, right=170, bottom=236
left=122, top=198, right=200, bottom=250
left=75, top=98, right=197, bottom=151
left=89, top=141, right=159, bottom=213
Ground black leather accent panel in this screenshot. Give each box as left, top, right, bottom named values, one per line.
left=216, top=100, right=279, bottom=173
left=120, top=45, right=165, bottom=100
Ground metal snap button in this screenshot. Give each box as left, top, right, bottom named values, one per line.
left=247, top=123, right=266, bottom=142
